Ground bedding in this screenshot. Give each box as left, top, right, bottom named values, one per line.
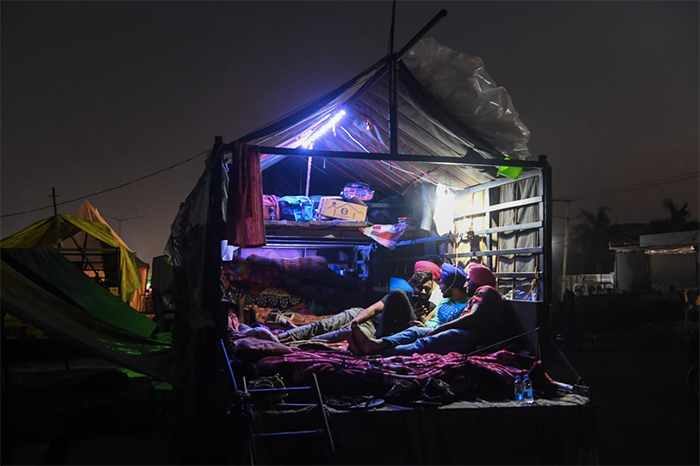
left=227, top=328, right=560, bottom=405
left=221, top=255, right=364, bottom=323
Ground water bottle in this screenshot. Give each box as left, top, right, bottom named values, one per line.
left=514, top=375, right=524, bottom=403
left=523, top=374, right=534, bottom=404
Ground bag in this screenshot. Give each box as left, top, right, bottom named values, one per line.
left=342, top=182, right=374, bottom=202
left=262, top=195, right=280, bottom=221
left=278, top=196, right=314, bottom=222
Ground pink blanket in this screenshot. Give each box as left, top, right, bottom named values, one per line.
left=242, top=346, right=557, bottom=401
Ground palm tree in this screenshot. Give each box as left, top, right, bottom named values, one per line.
left=650, top=198, right=695, bottom=233
left=571, top=206, right=614, bottom=273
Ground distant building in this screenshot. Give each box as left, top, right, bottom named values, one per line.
left=611, top=230, right=699, bottom=293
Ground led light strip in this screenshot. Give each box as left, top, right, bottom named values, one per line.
left=302, top=110, right=346, bottom=149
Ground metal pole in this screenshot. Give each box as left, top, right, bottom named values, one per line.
left=389, top=0, right=399, bottom=155
left=395, top=9, right=448, bottom=60
left=305, top=156, right=313, bottom=197
left=561, top=200, right=571, bottom=300
left=541, top=155, right=553, bottom=305
left=51, top=187, right=60, bottom=247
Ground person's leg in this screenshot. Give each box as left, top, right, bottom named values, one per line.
left=375, top=290, right=417, bottom=338
left=280, top=307, right=363, bottom=342
left=349, top=325, right=429, bottom=355
left=385, top=329, right=481, bottom=356
left=382, top=326, right=430, bottom=346
left=311, top=319, right=376, bottom=342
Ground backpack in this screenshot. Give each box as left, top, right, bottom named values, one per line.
left=262, top=195, right=280, bottom=221
left=278, top=196, right=314, bottom=222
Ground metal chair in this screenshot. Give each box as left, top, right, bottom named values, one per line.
left=220, top=339, right=336, bottom=465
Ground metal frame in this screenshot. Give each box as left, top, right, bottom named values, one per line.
left=210, top=144, right=552, bottom=311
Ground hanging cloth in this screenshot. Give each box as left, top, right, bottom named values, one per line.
left=226, top=143, right=266, bottom=247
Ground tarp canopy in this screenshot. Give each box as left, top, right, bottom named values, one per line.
left=1, top=248, right=179, bottom=385
left=243, top=37, right=532, bottom=198
left=1, top=209, right=141, bottom=303
left=2, top=246, right=156, bottom=338
left=71, top=200, right=150, bottom=311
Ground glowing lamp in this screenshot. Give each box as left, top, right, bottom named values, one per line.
left=301, top=110, right=346, bottom=149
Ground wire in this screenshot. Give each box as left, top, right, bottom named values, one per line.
left=571, top=172, right=699, bottom=200
left=2, top=148, right=210, bottom=219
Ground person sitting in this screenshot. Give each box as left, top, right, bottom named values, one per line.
left=277, top=262, right=442, bottom=344
left=348, top=262, right=505, bottom=356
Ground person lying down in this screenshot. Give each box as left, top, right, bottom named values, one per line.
left=277, top=261, right=443, bottom=344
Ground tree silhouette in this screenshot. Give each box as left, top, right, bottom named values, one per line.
left=571, top=206, right=615, bottom=273
left=649, top=198, right=697, bottom=233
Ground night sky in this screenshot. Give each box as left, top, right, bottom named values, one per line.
left=2, top=1, right=698, bottom=265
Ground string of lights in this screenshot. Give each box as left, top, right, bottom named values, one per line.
left=1, top=148, right=210, bottom=219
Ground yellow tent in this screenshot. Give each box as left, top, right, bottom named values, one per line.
left=1, top=202, right=142, bottom=303
left=70, top=200, right=149, bottom=311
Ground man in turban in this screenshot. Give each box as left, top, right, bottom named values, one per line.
left=348, top=262, right=505, bottom=356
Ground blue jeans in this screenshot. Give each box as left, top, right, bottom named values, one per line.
left=383, top=327, right=482, bottom=356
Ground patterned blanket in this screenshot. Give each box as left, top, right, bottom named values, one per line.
left=229, top=336, right=558, bottom=403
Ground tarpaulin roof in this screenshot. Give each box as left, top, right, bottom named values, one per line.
left=0, top=211, right=141, bottom=303
left=1, top=247, right=179, bottom=385
left=2, top=246, right=156, bottom=338
left=70, top=200, right=150, bottom=311
left=237, top=37, right=532, bottom=197
left=72, top=199, right=150, bottom=270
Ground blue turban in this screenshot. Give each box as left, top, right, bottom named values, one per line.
left=440, top=263, right=467, bottom=290
left=389, top=277, right=414, bottom=294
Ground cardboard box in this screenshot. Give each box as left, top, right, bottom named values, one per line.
left=318, top=196, right=368, bottom=221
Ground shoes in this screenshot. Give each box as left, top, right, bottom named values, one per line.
left=385, top=379, right=422, bottom=399
left=384, top=377, right=457, bottom=404
left=324, top=395, right=385, bottom=410
left=422, top=377, right=456, bottom=403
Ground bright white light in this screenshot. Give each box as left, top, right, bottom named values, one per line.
left=302, top=110, right=346, bottom=149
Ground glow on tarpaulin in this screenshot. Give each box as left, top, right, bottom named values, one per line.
left=301, top=110, right=346, bottom=149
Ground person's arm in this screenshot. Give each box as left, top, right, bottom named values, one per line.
left=422, top=303, right=438, bottom=322
left=348, top=299, right=385, bottom=326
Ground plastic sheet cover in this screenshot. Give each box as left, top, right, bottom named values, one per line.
left=403, top=37, right=531, bottom=160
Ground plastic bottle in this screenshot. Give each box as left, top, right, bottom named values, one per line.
left=523, top=374, right=534, bottom=404
left=514, top=375, right=524, bottom=403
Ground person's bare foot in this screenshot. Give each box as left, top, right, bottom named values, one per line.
left=277, top=316, right=297, bottom=329
left=350, top=321, right=390, bottom=355
left=346, top=327, right=359, bottom=354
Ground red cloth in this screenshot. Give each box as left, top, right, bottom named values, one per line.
left=466, top=263, right=496, bottom=287
left=461, top=285, right=501, bottom=317
left=414, top=260, right=441, bottom=280
left=226, top=143, right=266, bottom=247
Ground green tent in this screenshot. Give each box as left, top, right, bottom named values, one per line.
left=2, top=246, right=156, bottom=338
left=1, top=248, right=177, bottom=383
